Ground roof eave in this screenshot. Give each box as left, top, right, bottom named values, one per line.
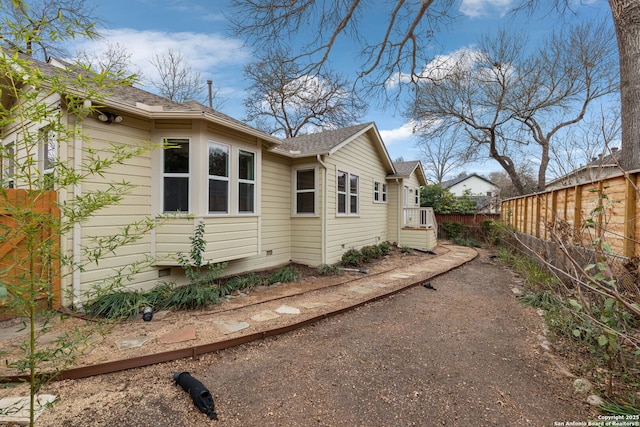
left=93, top=98, right=283, bottom=146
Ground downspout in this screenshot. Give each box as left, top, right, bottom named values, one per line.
left=72, top=110, right=85, bottom=308
left=395, top=178, right=401, bottom=247
left=316, top=154, right=328, bottom=264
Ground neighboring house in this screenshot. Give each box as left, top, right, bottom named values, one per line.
left=545, top=148, right=623, bottom=191
left=442, top=173, right=500, bottom=213
left=1, top=55, right=436, bottom=307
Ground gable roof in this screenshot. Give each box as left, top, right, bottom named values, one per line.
left=275, top=123, right=373, bottom=156
left=4, top=52, right=281, bottom=146
left=388, top=160, right=428, bottom=186
left=274, top=122, right=395, bottom=172
left=442, top=173, right=496, bottom=189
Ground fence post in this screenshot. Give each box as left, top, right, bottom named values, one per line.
left=573, top=185, right=582, bottom=244
left=624, top=172, right=637, bottom=258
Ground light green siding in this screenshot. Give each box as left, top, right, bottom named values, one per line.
left=323, top=131, right=391, bottom=265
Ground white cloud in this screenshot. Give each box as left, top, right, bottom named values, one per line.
left=379, top=122, right=417, bottom=146
left=70, top=28, right=250, bottom=94
left=459, top=0, right=513, bottom=18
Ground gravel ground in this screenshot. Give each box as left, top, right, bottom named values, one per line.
left=28, top=249, right=595, bottom=426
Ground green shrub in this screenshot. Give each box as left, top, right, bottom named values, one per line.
left=451, top=236, right=480, bottom=247
left=318, top=264, right=341, bottom=276
left=441, top=221, right=466, bottom=239
left=378, top=241, right=391, bottom=256
left=268, top=267, right=300, bottom=284
left=400, top=245, right=413, bottom=254
left=165, top=283, right=220, bottom=311
left=143, top=282, right=174, bottom=309
left=361, top=245, right=382, bottom=262
left=341, top=248, right=364, bottom=267
left=518, top=291, right=561, bottom=311
left=84, top=289, right=143, bottom=320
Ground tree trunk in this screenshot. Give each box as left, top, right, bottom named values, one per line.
left=610, top=0, right=640, bottom=171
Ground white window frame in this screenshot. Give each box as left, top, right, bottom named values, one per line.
left=208, top=140, right=230, bottom=214
left=237, top=148, right=256, bottom=214
left=374, top=180, right=387, bottom=203
left=337, top=169, right=359, bottom=216
left=162, top=138, right=191, bottom=213
left=293, top=166, right=317, bottom=216
left=415, top=188, right=420, bottom=205
left=39, top=126, right=56, bottom=190
left=2, top=142, right=15, bottom=189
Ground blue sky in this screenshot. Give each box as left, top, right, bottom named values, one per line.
left=69, top=0, right=614, bottom=179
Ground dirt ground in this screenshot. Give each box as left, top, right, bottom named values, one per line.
left=26, top=247, right=598, bottom=427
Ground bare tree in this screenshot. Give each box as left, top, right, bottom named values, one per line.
left=229, top=0, right=456, bottom=101
left=409, top=21, right=617, bottom=195
left=76, top=43, right=140, bottom=77
left=418, top=128, right=478, bottom=184
left=229, top=0, right=640, bottom=173
left=0, top=0, right=101, bottom=59
left=489, top=168, right=537, bottom=199
left=243, top=49, right=366, bottom=138
left=547, top=109, right=621, bottom=180
left=149, top=49, right=208, bottom=104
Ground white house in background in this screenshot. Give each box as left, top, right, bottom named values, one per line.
left=442, top=173, right=500, bottom=213
left=1, top=53, right=437, bottom=307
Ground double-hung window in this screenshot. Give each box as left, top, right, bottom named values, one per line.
left=238, top=149, right=255, bottom=214
left=163, top=138, right=190, bottom=212
left=374, top=181, right=387, bottom=203
left=2, top=143, right=15, bottom=188
left=39, top=126, right=56, bottom=190
left=415, top=188, right=420, bottom=205
left=337, top=170, right=359, bottom=215
left=295, top=168, right=315, bottom=214
left=208, top=141, right=229, bottom=214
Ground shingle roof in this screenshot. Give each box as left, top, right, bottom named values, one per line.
left=274, top=123, right=374, bottom=156
left=389, top=160, right=420, bottom=178
left=7, top=52, right=280, bottom=144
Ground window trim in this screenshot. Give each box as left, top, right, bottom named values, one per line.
left=207, top=140, right=230, bottom=215
left=373, top=180, right=387, bottom=204
left=237, top=148, right=256, bottom=215
left=337, top=169, right=359, bottom=216
left=162, top=137, right=191, bottom=214
left=39, top=126, right=56, bottom=190
left=293, top=165, right=318, bottom=216
left=2, top=142, right=15, bottom=189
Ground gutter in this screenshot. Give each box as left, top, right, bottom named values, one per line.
left=98, top=99, right=283, bottom=147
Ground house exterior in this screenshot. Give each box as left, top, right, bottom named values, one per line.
left=545, top=148, right=623, bottom=191
left=442, top=173, right=500, bottom=213
left=0, top=55, right=436, bottom=307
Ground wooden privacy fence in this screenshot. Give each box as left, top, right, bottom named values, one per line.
left=500, top=172, right=639, bottom=258
left=0, top=190, right=60, bottom=318
left=435, top=213, right=501, bottom=239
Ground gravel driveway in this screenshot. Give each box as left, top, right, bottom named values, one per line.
left=34, top=249, right=593, bottom=426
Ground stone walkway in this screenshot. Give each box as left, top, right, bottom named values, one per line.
left=0, top=244, right=478, bottom=425
left=129, top=244, right=477, bottom=349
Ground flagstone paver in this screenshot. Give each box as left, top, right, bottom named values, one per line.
left=117, top=336, right=149, bottom=350
left=158, top=326, right=197, bottom=344
left=299, top=302, right=327, bottom=309
left=0, top=394, right=57, bottom=425
left=251, top=310, right=281, bottom=322
left=214, top=320, right=250, bottom=334
left=275, top=305, right=301, bottom=314
left=348, top=285, right=374, bottom=294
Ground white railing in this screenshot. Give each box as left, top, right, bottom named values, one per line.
left=403, top=207, right=436, bottom=229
